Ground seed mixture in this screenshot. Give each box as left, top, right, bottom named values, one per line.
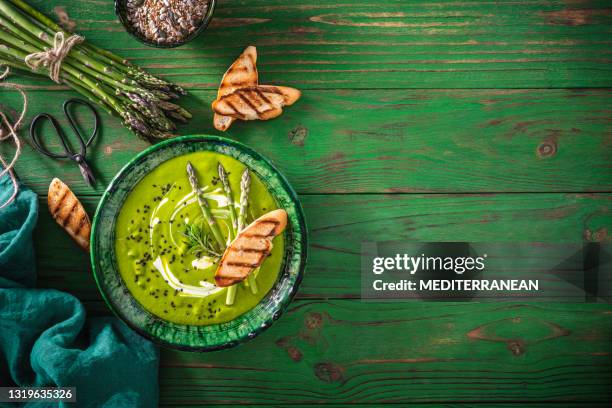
left=126, top=0, right=209, bottom=45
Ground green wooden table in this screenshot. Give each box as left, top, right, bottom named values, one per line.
left=3, top=0, right=612, bottom=405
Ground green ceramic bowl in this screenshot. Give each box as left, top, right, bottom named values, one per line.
left=91, top=135, right=307, bottom=351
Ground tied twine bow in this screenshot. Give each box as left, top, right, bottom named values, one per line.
left=25, top=32, right=84, bottom=83
left=0, top=66, right=27, bottom=209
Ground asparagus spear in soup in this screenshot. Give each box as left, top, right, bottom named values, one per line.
left=186, top=162, right=225, bottom=252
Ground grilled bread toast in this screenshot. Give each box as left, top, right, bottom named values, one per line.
left=48, top=178, right=91, bottom=251
left=215, top=209, right=287, bottom=287
left=213, top=46, right=258, bottom=131
left=212, top=85, right=301, bottom=121
left=212, top=46, right=301, bottom=130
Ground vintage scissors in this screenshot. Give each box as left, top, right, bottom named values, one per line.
left=30, top=98, right=99, bottom=187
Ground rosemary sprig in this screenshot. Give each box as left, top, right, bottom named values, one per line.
left=182, top=222, right=221, bottom=259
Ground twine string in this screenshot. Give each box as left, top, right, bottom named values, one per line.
left=24, top=32, right=84, bottom=83
left=0, top=66, right=28, bottom=209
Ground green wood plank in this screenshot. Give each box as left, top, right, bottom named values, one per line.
left=4, top=89, right=611, bottom=195
left=156, top=300, right=612, bottom=404
left=177, top=405, right=609, bottom=408
left=179, top=402, right=608, bottom=408
left=176, top=406, right=609, bottom=408
left=5, top=0, right=612, bottom=89
left=34, top=193, right=611, bottom=304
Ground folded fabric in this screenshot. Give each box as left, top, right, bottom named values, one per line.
left=0, top=174, right=159, bottom=407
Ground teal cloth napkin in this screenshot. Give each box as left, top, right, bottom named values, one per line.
left=0, top=175, right=159, bottom=407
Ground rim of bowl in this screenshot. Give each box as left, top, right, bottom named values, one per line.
left=114, top=0, right=217, bottom=48
left=90, top=135, right=308, bottom=351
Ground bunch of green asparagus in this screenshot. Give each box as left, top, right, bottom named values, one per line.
left=0, top=0, right=191, bottom=141
left=185, top=162, right=255, bottom=305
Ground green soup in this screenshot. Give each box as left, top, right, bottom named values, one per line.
left=114, top=151, right=284, bottom=325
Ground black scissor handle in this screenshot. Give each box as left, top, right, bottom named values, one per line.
left=30, top=113, right=73, bottom=159
left=63, top=98, right=99, bottom=148
left=30, top=98, right=99, bottom=160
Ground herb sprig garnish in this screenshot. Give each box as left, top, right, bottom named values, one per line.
left=181, top=223, right=221, bottom=259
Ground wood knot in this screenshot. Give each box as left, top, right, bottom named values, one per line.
left=595, top=228, right=608, bottom=242
left=286, top=346, right=303, bottom=362
left=54, top=6, right=76, bottom=31
left=542, top=9, right=596, bottom=26
left=276, top=337, right=303, bottom=362
left=466, top=316, right=569, bottom=357
left=537, top=138, right=557, bottom=158
left=314, top=362, right=344, bottom=383
left=585, top=228, right=608, bottom=242
left=288, top=125, right=308, bottom=146
left=275, top=337, right=290, bottom=347
left=507, top=340, right=525, bottom=356
left=305, top=312, right=323, bottom=329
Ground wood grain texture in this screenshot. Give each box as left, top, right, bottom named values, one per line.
left=34, top=193, right=611, bottom=304
left=155, top=300, right=612, bottom=405
left=3, top=89, right=611, bottom=195
left=177, top=406, right=601, bottom=408
left=176, top=406, right=601, bottom=408
left=6, top=0, right=612, bottom=89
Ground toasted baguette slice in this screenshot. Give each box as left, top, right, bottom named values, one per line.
left=213, top=114, right=235, bottom=132
left=48, top=178, right=91, bottom=251
left=213, top=46, right=259, bottom=131
left=212, top=85, right=301, bottom=122
left=215, top=209, right=288, bottom=287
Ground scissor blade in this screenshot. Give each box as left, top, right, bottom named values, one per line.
left=78, top=162, right=96, bottom=187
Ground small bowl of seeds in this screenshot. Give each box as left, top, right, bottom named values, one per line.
left=116, top=0, right=216, bottom=48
